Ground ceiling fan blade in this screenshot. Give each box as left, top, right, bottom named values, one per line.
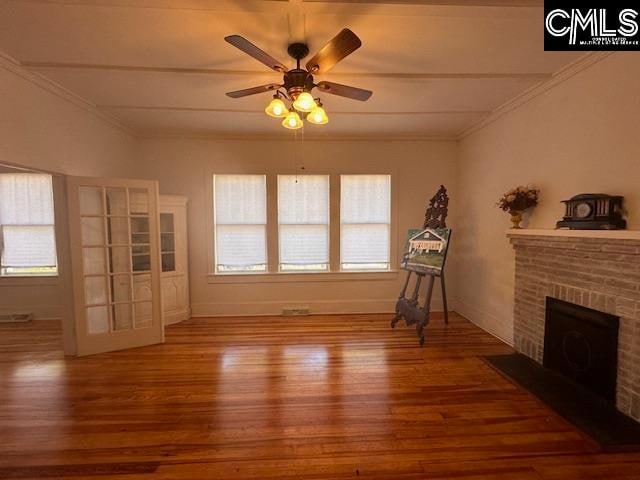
left=316, top=81, right=372, bottom=101
left=225, top=35, right=288, bottom=73
left=226, top=84, right=282, bottom=98
left=306, top=29, right=362, bottom=74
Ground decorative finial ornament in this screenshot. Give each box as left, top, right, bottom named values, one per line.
left=423, top=185, right=449, bottom=229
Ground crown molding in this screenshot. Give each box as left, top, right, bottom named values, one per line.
left=136, top=131, right=458, bottom=142
left=311, top=0, right=542, bottom=5
left=100, top=105, right=487, bottom=116
left=456, top=52, right=614, bottom=140
left=23, top=61, right=552, bottom=82
left=9, top=0, right=287, bottom=13
left=0, top=50, right=134, bottom=136
left=13, top=0, right=541, bottom=13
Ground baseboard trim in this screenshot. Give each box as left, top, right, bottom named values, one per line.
left=454, top=297, right=514, bottom=346
left=0, top=306, right=62, bottom=322
left=164, top=309, right=191, bottom=325
left=191, top=298, right=445, bottom=318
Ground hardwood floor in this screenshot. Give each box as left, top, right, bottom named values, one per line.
left=0, top=319, right=63, bottom=358
left=1, top=313, right=639, bottom=479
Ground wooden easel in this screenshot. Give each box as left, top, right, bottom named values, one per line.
left=391, top=185, right=450, bottom=346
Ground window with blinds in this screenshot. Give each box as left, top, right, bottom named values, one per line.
left=0, top=173, right=58, bottom=276
left=214, top=175, right=267, bottom=272
left=340, top=175, right=391, bottom=271
left=278, top=175, right=329, bottom=271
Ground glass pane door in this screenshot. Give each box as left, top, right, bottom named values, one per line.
left=68, top=177, right=163, bottom=356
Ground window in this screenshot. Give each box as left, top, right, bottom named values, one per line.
left=340, top=175, right=391, bottom=271
left=214, top=175, right=267, bottom=272
left=278, top=175, right=329, bottom=271
left=0, top=173, right=58, bottom=276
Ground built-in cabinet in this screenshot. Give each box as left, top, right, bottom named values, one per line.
left=131, top=194, right=190, bottom=325
left=158, top=195, right=190, bottom=325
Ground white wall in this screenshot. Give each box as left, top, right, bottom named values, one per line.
left=0, top=60, right=136, bottom=321
left=455, top=53, right=640, bottom=343
left=134, top=137, right=458, bottom=317
left=0, top=63, right=135, bottom=176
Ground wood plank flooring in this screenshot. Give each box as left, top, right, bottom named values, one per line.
left=1, top=313, right=640, bottom=479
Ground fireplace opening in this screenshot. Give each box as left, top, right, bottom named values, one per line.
left=544, top=297, right=619, bottom=403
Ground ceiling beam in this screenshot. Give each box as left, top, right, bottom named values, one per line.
left=23, top=62, right=552, bottom=81
left=306, top=0, right=543, bottom=6
left=99, top=105, right=489, bottom=115
left=14, top=0, right=542, bottom=9
left=9, top=0, right=288, bottom=13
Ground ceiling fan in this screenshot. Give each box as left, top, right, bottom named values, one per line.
left=225, top=29, right=373, bottom=129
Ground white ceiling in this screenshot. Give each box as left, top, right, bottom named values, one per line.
left=0, top=0, right=582, bottom=138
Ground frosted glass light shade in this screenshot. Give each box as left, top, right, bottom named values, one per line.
left=282, top=111, right=303, bottom=129
left=307, top=105, right=329, bottom=125
left=265, top=97, right=288, bottom=118
left=292, top=92, right=315, bottom=112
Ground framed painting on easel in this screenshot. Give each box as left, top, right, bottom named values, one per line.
left=402, top=227, right=452, bottom=276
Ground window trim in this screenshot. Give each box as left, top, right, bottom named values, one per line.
left=208, top=269, right=399, bottom=284
left=207, top=169, right=398, bottom=278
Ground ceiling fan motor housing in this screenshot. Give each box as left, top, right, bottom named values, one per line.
left=287, top=42, right=310, bottom=60
left=283, top=69, right=314, bottom=98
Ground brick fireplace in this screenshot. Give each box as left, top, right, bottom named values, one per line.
left=508, top=230, right=640, bottom=421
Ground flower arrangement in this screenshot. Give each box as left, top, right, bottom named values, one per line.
left=497, top=186, right=539, bottom=228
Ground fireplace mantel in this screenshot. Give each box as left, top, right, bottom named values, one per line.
left=507, top=229, right=640, bottom=241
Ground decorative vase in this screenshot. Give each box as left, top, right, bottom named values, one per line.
left=509, top=210, right=523, bottom=229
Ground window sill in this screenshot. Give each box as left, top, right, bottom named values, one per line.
left=0, top=275, right=60, bottom=287
left=207, top=269, right=400, bottom=284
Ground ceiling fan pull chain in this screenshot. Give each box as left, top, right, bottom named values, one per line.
left=301, top=127, right=306, bottom=173
left=294, top=129, right=299, bottom=183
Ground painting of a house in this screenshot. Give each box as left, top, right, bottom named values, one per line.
left=402, top=228, right=451, bottom=275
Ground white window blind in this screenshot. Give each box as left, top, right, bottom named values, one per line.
left=340, top=175, right=391, bottom=270
left=0, top=173, right=57, bottom=275
left=278, top=175, right=329, bottom=271
left=214, top=175, right=267, bottom=272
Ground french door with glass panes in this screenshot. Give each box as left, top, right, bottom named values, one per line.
left=67, top=176, right=164, bottom=356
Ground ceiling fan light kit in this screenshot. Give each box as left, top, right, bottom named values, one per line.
left=225, top=29, right=372, bottom=131
left=292, top=91, right=316, bottom=113
left=282, top=111, right=304, bottom=130
left=307, top=102, right=328, bottom=125
left=265, top=96, right=288, bottom=118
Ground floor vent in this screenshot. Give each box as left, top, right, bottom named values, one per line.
left=0, top=312, right=34, bottom=323
left=282, top=306, right=310, bottom=316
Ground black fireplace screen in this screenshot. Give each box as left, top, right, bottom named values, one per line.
left=544, top=297, right=620, bottom=402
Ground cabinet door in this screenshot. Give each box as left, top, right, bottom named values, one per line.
left=159, top=195, right=190, bottom=325
left=160, top=213, right=176, bottom=273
